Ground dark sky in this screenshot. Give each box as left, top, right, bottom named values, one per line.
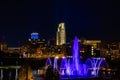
left=0, top=0, right=118, bottom=46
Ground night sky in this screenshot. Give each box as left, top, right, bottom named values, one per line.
left=0, top=0, right=118, bottom=46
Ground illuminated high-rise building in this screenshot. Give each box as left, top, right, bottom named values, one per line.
left=30, top=32, right=39, bottom=40
left=56, top=22, right=66, bottom=45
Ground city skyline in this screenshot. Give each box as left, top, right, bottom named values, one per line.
left=0, top=0, right=117, bottom=46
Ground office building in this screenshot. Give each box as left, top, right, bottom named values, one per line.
left=56, top=22, right=66, bottom=45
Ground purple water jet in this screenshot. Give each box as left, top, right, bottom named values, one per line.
left=60, top=57, right=67, bottom=75
left=45, top=57, right=52, bottom=69
left=45, top=36, right=109, bottom=79
left=72, top=36, right=80, bottom=75
left=59, top=36, right=109, bottom=79
left=46, top=57, right=52, bottom=66
left=54, top=57, right=58, bottom=70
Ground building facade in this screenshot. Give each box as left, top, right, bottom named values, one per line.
left=56, top=22, right=66, bottom=45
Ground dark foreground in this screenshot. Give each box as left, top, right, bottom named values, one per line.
left=0, top=58, right=120, bottom=80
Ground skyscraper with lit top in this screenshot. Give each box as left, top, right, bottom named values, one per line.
left=30, top=32, right=39, bottom=40
left=56, top=22, right=66, bottom=45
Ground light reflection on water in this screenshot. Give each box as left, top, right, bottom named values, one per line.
left=0, top=66, right=118, bottom=80
left=0, top=69, right=17, bottom=80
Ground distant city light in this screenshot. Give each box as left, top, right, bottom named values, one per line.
left=55, top=56, right=59, bottom=59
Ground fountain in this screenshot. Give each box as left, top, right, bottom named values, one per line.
left=45, top=57, right=52, bottom=69
left=46, top=57, right=52, bottom=66
left=46, top=36, right=109, bottom=79
left=54, top=57, right=58, bottom=70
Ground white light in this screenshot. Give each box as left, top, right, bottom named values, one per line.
left=62, top=56, right=65, bottom=59
left=103, top=72, right=105, bottom=75
left=108, top=71, right=111, bottom=74
left=91, top=71, right=95, bottom=75
left=55, top=56, right=59, bottom=59
left=61, top=70, right=65, bottom=75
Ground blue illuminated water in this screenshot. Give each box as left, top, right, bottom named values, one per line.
left=46, top=36, right=109, bottom=79
left=60, top=37, right=109, bottom=78
left=46, top=57, right=52, bottom=66
left=59, top=36, right=109, bottom=79
left=54, top=57, right=58, bottom=70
